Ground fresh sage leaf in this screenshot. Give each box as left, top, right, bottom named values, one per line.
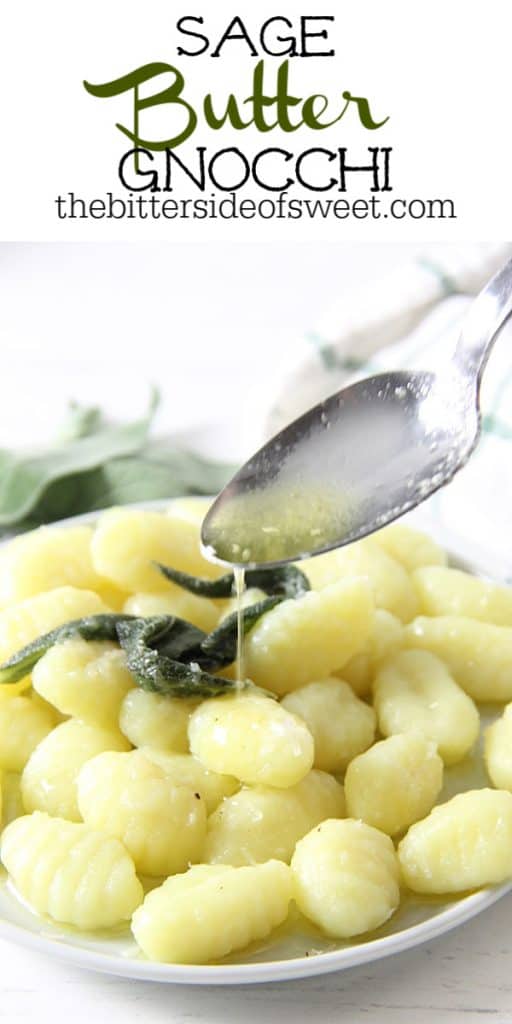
left=0, top=391, right=159, bottom=528
left=0, top=392, right=237, bottom=536
left=156, top=563, right=310, bottom=599
left=116, top=616, right=245, bottom=698
left=146, top=616, right=206, bottom=663
left=0, top=614, right=135, bottom=685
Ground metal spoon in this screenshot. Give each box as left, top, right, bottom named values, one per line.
left=201, top=257, right=512, bottom=568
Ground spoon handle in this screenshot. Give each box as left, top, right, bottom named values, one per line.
left=454, top=255, right=512, bottom=383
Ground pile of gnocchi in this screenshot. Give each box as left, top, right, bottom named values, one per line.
left=1, top=501, right=512, bottom=965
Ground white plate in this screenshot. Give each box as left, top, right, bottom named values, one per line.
left=0, top=503, right=510, bottom=984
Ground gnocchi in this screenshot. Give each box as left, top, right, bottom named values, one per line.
left=32, top=639, right=134, bottom=728
left=244, top=578, right=374, bottom=695
left=373, top=649, right=479, bottom=764
left=1, top=811, right=143, bottom=928
left=484, top=704, right=512, bottom=791
left=0, top=526, right=108, bottom=606
left=0, top=695, right=55, bottom=772
left=205, top=769, right=345, bottom=865
left=344, top=733, right=443, bottom=836
left=398, top=789, right=512, bottom=893
left=188, top=693, right=314, bottom=788
left=405, top=615, right=512, bottom=701
left=91, top=507, right=222, bottom=592
left=119, top=688, right=197, bottom=753
left=302, top=538, right=419, bottom=623
left=141, top=749, right=238, bottom=814
left=131, top=860, right=293, bottom=963
left=282, top=678, right=376, bottom=773
left=372, top=523, right=447, bottom=571
left=0, top=504, right=511, bottom=966
left=291, top=818, right=400, bottom=938
left=0, top=586, right=110, bottom=667
left=21, top=718, right=130, bottom=821
left=77, top=750, right=206, bottom=876
left=412, top=566, right=512, bottom=626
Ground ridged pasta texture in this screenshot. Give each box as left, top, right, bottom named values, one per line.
left=131, top=860, right=293, bottom=963
left=1, top=811, right=143, bottom=928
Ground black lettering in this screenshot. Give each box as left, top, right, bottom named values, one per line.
left=211, top=17, right=258, bottom=58
left=176, top=16, right=209, bottom=56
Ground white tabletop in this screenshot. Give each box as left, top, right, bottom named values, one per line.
left=1, top=241, right=511, bottom=1021
left=2, top=890, right=512, bottom=1023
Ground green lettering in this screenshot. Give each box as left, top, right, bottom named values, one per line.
left=84, top=62, right=197, bottom=149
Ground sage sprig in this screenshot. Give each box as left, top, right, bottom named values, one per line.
left=0, top=598, right=281, bottom=697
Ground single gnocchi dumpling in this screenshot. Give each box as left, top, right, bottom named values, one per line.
left=141, top=749, right=238, bottom=814
left=123, top=591, right=220, bottom=633
left=120, top=689, right=198, bottom=754
left=0, top=695, right=55, bottom=772
left=374, top=649, right=479, bottom=765
left=282, top=678, right=376, bottom=773
left=0, top=526, right=108, bottom=606
left=412, top=566, right=512, bottom=627
left=77, top=750, right=206, bottom=876
left=372, top=523, right=447, bottom=572
left=244, top=578, right=374, bottom=695
left=291, top=818, right=400, bottom=938
left=344, top=733, right=443, bottom=836
left=1, top=811, right=143, bottom=928
left=398, top=789, right=512, bottom=893
left=0, top=586, right=111, bottom=668
left=484, top=705, right=512, bottom=791
left=21, top=718, right=130, bottom=821
left=91, top=508, right=222, bottom=593
left=302, top=539, right=418, bottom=623
left=205, top=769, right=345, bottom=866
left=188, top=693, right=314, bottom=788
left=405, top=615, right=512, bottom=701
left=32, top=639, right=134, bottom=728
left=131, top=860, right=293, bottom=963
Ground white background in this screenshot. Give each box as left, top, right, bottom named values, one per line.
left=0, top=240, right=425, bottom=454
left=1, top=0, right=511, bottom=239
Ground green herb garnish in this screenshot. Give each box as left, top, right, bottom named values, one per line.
left=0, top=614, right=135, bottom=685
left=0, top=596, right=281, bottom=696
left=116, top=617, right=242, bottom=698
left=0, top=394, right=235, bottom=536
left=156, top=563, right=310, bottom=599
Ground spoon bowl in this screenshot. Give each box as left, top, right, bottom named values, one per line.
left=202, top=257, right=512, bottom=568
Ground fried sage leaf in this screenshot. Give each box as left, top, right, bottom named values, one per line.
left=156, top=563, right=310, bottom=599
left=0, top=614, right=136, bottom=685
left=199, top=597, right=282, bottom=669
left=116, top=617, right=244, bottom=698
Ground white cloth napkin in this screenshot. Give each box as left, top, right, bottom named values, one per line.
left=253, top=244, right=512, bottom=580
